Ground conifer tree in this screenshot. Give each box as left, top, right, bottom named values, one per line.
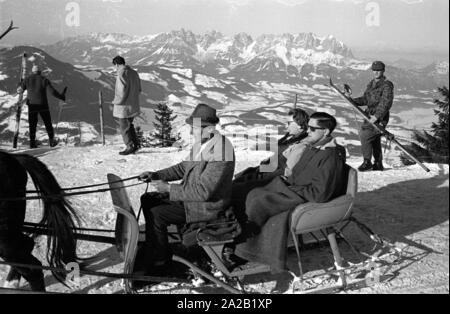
left=152, top=103, right=177, bottom=147
left=402, top=86, right=449, bottom=165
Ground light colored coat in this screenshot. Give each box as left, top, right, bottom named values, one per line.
left=112, top=65, right=142, bottom=119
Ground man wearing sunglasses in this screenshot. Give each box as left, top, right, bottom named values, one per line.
left=233, top=112, right=348, bottom=270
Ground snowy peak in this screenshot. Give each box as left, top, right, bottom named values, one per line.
left=42, top=30, right=355, bottom=69
left=233, top=32, right=254, bottom=49
left=320, top=35, right=353, bottom=57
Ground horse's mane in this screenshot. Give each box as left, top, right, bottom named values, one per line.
left=9, top=152, right=81, bottom=283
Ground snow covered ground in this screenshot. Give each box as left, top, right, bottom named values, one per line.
left=0, top=141, right=448, bottom=294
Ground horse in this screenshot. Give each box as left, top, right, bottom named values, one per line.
left=0, top=150, right=80, bottom=291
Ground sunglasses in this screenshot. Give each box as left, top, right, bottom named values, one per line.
left=308, top=125, right=326, bottom=132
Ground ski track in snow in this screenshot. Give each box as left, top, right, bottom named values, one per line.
left=0, top=142, right=447, bottom=294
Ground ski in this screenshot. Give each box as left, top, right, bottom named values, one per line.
left=328, top=78, right=430, bottom=173
left=54, top=87, right=68, bottom=136
left=12, top=52, right=28, bottom=149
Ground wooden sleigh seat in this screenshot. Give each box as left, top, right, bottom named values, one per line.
left=107, top=173, right=140, bottom=294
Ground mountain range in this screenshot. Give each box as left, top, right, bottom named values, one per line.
left=40, top=30, right=448, bottom=90
left=42, top=31, right=354, bottom=68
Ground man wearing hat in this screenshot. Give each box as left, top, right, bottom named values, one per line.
left=134, top=104, right=235, bottom=287
left=17, top=64, right=66, bottom=148
left=348, top=61, right=394, bottom=171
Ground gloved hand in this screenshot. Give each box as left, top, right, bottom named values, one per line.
left=138, top=171, right=159, bottom=183
left=368, top=115, right=379, bottom=124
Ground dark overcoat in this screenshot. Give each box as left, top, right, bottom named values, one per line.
left=236, top=141, right=348, bottom=271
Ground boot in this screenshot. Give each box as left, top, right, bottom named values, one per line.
left=49, top=138, right=59, bottom=148
left=358, top=160, right=373, bottom=172
left=29, top=139, right=38, bottom=149
left=372, top=160, right=384, bottom=171
left=119, top=144, right=138, bottom=156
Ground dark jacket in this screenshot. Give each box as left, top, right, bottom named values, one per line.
left=20, top=73, right=65, bottom=107
left=236, top=140, right=348, bottom=271
left=353, top=76, right=394, bottom=127
left=155, top=134, right=235, bottom=224
left=286, top=142, right=348, bottom=203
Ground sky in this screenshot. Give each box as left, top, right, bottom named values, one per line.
left=0, top=0, right=449, bottom=53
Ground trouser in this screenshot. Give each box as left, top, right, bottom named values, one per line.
left=0, top=233, right=45, bottom=291
left=141, top=193, right=186, bottom=265
left=117, top=117, right=138, bottom=148
left=360, top=125, right=383, bottom=162
left=28, top=105, right=54, bottom=143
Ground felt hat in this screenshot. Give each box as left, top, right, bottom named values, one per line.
left=185, top=103, right=220, bottom=126
left=371, top=61, right=386, bottom=71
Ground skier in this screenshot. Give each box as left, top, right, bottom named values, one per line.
left=111, top=56, right=142, bottom=155
left=346, top=61, right=394, bottom=172
left=17, top=64, right=66, bottom=148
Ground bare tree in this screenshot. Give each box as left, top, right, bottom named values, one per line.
left=0, top=20, right=19, bottom=41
